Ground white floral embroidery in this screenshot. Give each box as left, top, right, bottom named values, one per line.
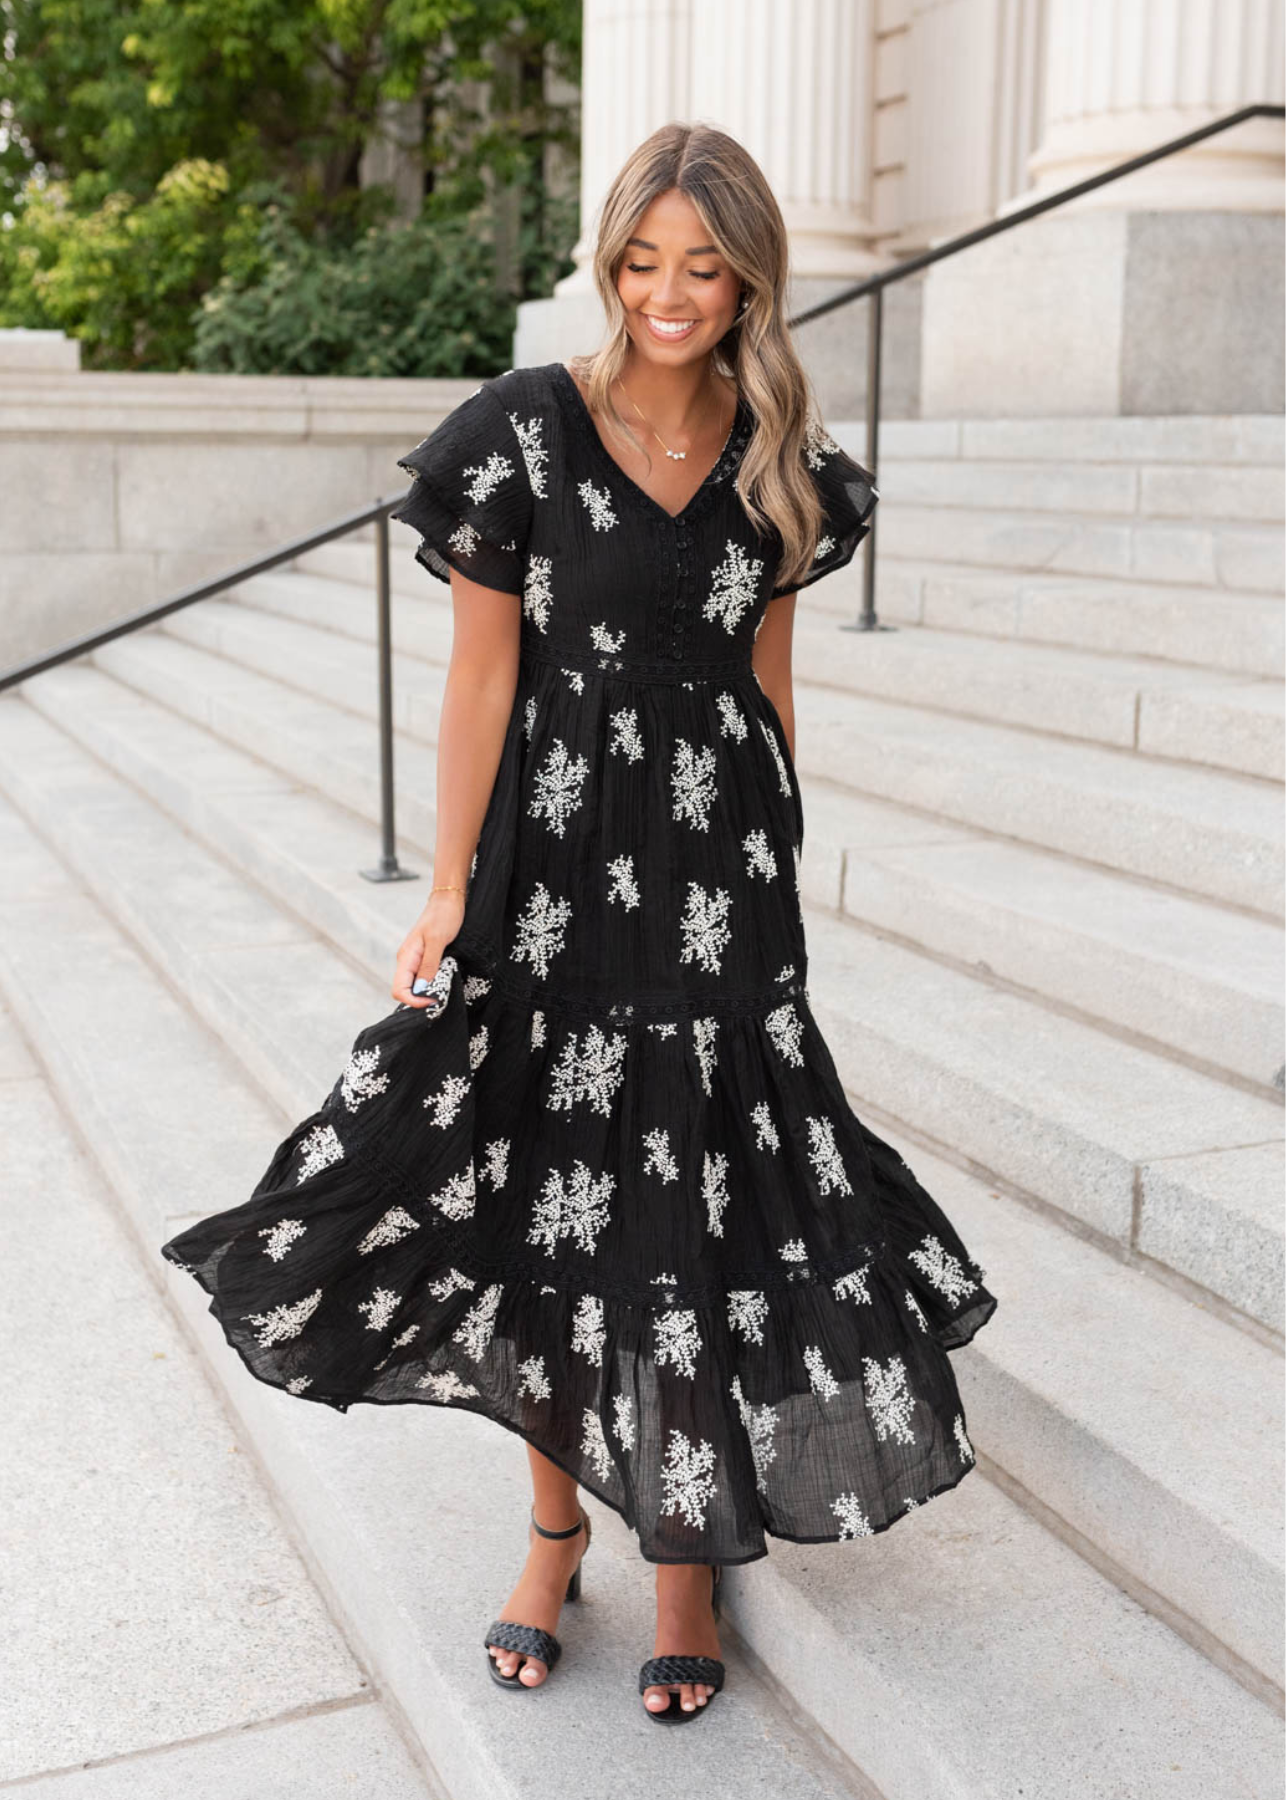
left=462, top=450, right=514, bottom=506
left=904, top=1289, right=929, bottom=1332
left=654, top=1308, right=702, bottom=1379
left=528, top=1159, right=615, bottom=1257
left=423, top=1071, right=470, bottom=1129
left=649, top=1021, right=678, bottom=1038
left=508, top=411, right=549, bottom=497
left=428, top=1162, right=476, bottom=1221
left=716, top=691, right=748, bottom=740
left=469, top=1025, right=489, bottom=1072
left=804, top=1344, right=840, bottom=1400
left=416, top=1369, right=481, bottom=1399
left=728, top=1288, right=768, bottom=1346
left=463, top=974, right=491, bottom=1004
left=358, top=1286, right=400, bottom=1332
left=340, top=1045, right=390, bottom=1111
left=832, top=1492, right=874, bottom=1538
left=523, top=695, right=538, bottom=740
left=750, top=1100, right=780, bottom=1153
left=659, top=1428, right=717, bottom=1529
left=806, top=1115, right=853, bottom=1195
left=546, top=1025, right=627, bottom=1118
left=954, top=1413, right=975, bottom=1465
left=759, top=717, right=792, bottom=797
left=286, top=1375, right=313, bottom=1395
left=678, top=882, right=732, bottom=975
left=779, top=1237, right=808, bottom=1262
left=581, top=1407, right=614, bottom=1480
left=571, top=1293, right=606, bottom=1365
left=904, top=1495, right=920, bottom=1512
left=777, top=963, right=795, bottom=981
left=813, top=532, right=836, bottom=562
left=671, top=739, right=718, bottom=831
left=705, top=541, right=764, bottom=633
left=703, top=1149, right=731, bottom=1237
left=517, top=1354, right=552, bottom=1400
left=448, top=520, right=480, bottom=558
left=590, top=622, right=625, bottom=658
left=642, top=1127, right=680, bottom=1183
left=296, top=1123, right=343, bottom=1183
left=743, top=827, right=777, bottom=881
left=607, top=852, right=640, bottom=909
left=530, top=1009, right=546, bottom=1048
left=528, top=738, right=590, bottom=837
left=243, top=1286, right=323, bottom=1348
left=731, top=1374, right=778, bottom=1493
left=428, top=1267, right=475, bottom=1301
left=833, top=1264, right=872, bottom=1305
left=481, top=1138, right=509, bottom=1188
left=511, top=881, right=573, bottom=979
left=523, top=556, right=553, bottom=632
left=612, top=1392, right=636, bottom=1449
left=863, top=1355, right=917, bottom=1445
left=562, top=667, right=585, bottom=694
left=579, top=479, right=619, bottom=531
left=691, top=1015, right=718, bottom=1095
left=804, top=417, right=842, bottom=469
left=374, top=1324, right=420, bottom=1371
left=452, top=1282, right=504, bottom=1360
left=764, top=1002, right=805, bottom=1067
left=907, top=1235, right=979, bottom=1306
left=609, top=707, right=644, bottom=762
left=259, top=1218, right=306, bottom=1261
left=357, top=1207, right=420, bottom=1254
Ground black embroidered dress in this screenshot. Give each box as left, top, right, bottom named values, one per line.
left=161, top=360, right=997, bottom=1565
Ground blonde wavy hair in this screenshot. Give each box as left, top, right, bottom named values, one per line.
left=568, top=120, right=835, bottom=596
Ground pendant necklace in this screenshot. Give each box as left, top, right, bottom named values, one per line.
left=615, top=371, right=723, bottom=461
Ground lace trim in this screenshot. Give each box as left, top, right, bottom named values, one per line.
left=520, top=640, right=757, bottom=684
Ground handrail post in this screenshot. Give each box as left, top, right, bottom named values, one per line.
left=840, top=283, right=894, bottom=635
left=361, top=508, right=419, bottom=883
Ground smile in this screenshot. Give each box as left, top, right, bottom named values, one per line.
left=642, top=315, right=699, bottom=340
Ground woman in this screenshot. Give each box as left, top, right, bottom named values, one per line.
left=161, top=121, right=997, bottom=1725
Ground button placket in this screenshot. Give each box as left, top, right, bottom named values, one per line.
left=671, top=520, right=691, bottom=659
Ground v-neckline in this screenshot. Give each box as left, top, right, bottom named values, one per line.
left=553, top=361, right=749, bottom=526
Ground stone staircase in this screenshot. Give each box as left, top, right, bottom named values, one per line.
left=0, top=413, right=1281, bottom=1798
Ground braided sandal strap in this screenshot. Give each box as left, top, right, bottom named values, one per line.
left=484, top=1619, right=562, bottom=1669
left=638, top=1654, right=725, bottom=1694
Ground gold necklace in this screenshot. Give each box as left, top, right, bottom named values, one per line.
left=615, top=371, right=723, bottom=462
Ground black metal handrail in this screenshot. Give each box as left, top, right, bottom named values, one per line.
left=1, top=102, right=1280, bottom=878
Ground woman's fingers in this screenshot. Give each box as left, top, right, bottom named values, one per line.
left=392, top=933, right=442, bottom=1007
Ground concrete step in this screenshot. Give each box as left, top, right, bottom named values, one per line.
left=17, top=659, right=1282, bottom=1335
left=0, top=767, right=1278, bottom=1796
left=3, top=684, right=1278, bottom=1691
left=802, top=558, right=1285, bottom=678
left=798, top=781, right=1283, bottom=1094
left=871, top=413, right=1285, bottom=471
left=867, top=454, right=1285, bottom=525
left=230, top=565, right=1285, bottom=782
left=140, top=594, right=1286, bottom=918
left=0, top=767, right=871, bottom=1800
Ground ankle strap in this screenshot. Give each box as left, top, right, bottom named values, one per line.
left=530, top=1505, right=584, bottom=1539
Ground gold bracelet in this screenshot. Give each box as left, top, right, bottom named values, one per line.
left=430, top=883, right=466, bottom=895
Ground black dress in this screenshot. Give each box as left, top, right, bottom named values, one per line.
left=161, top=360, right=997, bottom=1565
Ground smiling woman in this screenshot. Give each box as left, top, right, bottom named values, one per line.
left=159, top=120, right=989, bottom=1733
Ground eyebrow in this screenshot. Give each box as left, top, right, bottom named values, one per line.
left=626, top=237, right=721, bottom=255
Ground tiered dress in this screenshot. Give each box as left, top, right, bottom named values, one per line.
left=160, top=359, right=997, bottom=1566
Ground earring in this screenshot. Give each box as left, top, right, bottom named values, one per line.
left=735, top=289, right=749, bottom=317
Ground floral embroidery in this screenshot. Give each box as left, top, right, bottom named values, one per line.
left=528, top=1159, right=615, bottom=1256
left=703, top=1149, right=731, bottom=1237
left=954, top=1413, right=975, bottom=1464
left=508, top=411, right=549, bottom=497
left=511, top=881, right=573, bottom=979
left=654, top=1308, right=702, bottom=1379
left=691, top=1015, right=719, bottom=1095
left=357, top=1286, right=401, bottom=1332
left=243, top=1286, right=324, bottom=1348
left=581, top=1407, right=614, bottom=1480
left=727, top=1289, right=768, bottom=1345
left=340, top=1045, right=391, bottom=1111
left=296, top=1122, right=343, bottom=1183
left=862, top=1354, right=917, bottom=1445
left=907, top=1235, right=979, bottom=1306
left=731, top=1374, right=777, bottom=1492
left=612, top=1393, right=636, bottom=1449
left=416, top=1369, right=481, bottom=1400
left=743, top=827, right=777, bottom=881
left=765, top=1002, right=805, bottom=1067
left=422, top=1071, right=470, bottom=1130
left=528, top=738, right=590, bottom=836
left=671, top=739, right=718, bottom=831
left=833, top=1264, right=872, bottom=1305
left=523, top=556, right=553, bottom=631
left=658, top=1428, right=717, bottom=1529
left=546, top=1025, right=628, bottom=1117
left=806, top=1115, right=853, bottom=1196
left=462, top=450, right=514, bottom=507
left=609, top=707, right=644, bottom=762
left=715, top=691, right=748, bottom=740
left=517, top=1355, right=552, bottom=1400
left=579, top=479, right=619, bottom=531
left=481, top=1138, right=510, bottom=1188
left=704, top=540, right=763, bottom=632
left=259, top=1218, right=306, bottom=1261
left=427, top=1163, right=476, bottom=1221
left=357, top=1208, right=420, bottom=1254
left=803, top=1344, right=839, bottom=1400
left=642, top=1127, right=680, bottom=1183
left=750, top=1101, right=780, bottom=1153
left=832, top=1492, right=874, bottom=1538
left=678, top=883, right=732, bottom=975
left=607, top=852, right=640, bottom=909
left=452, top=1282, right=504, bottom=1360
left=570, top=1293, right=606, bottom=1365
left=759, top=718, right=792, bottom=797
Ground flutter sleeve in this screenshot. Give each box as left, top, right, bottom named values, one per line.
left=770, top=423, right=879, bottom=598
left=390, top=383, right=532, bottom=596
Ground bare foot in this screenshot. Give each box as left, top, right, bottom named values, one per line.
left=641, top=1562, right=721, bottom=1716
left=487, top=1508, right=588, bottom=1687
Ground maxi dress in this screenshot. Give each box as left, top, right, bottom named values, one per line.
left=160, top=359, right=998, bottom=1566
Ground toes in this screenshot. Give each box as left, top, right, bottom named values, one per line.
left=643, top=1684, right=672, bottom=1712
left=518, top=1656, right=548, bottom=1686
left=490, top=1646, right=519, bottom=1678
left=679, top=1682, right=697, bottom=1712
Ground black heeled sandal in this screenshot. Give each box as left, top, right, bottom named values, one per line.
left=638, top=1564, right=725, bottom=1723
left=483, top=1503, right=592, bottom=1690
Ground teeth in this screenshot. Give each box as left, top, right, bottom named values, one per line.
left=646, top=317, right=696, bottom=334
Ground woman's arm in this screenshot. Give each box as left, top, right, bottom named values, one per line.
left=391, top=572, right=521, bottom=1009
left=752, top=591, right=797, bottom=762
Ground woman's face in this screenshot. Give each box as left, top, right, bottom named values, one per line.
left=616, top=188, right=742, bottom=369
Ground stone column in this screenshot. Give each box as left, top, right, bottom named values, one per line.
left=1021, top=0, right=1284, bottom=212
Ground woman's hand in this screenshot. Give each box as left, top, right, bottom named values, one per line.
left=391, top=890, right=467, bottom=1010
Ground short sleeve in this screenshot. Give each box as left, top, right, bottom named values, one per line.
left=770, top=426, right=879, bottom=598
left=390, top=383, right=533, bottom=596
